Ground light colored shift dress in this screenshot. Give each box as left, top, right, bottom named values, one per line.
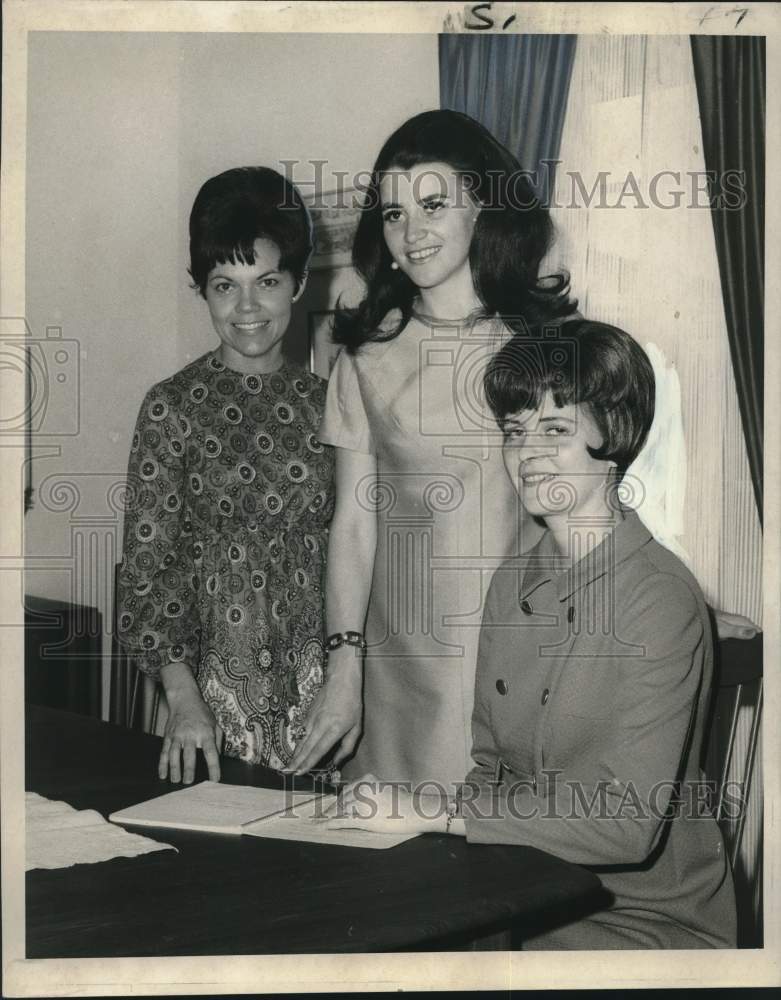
left=318, top=312, right=543, bottom=790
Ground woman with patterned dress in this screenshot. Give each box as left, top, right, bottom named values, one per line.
left=117, top=167, right=334, bottom=782
left=287, top=111, right=576, bottom=787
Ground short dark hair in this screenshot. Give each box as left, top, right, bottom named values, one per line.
left=333, top=109, right=575, bottom=351
left=188, top=166, right=313, bottom=297
left=484, top=319, right=655, bottom=476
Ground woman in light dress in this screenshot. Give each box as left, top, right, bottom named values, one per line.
left=287, top=110, right=576, bottom=788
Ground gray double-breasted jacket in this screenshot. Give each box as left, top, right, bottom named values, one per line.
left=461, top=511, right=736, bottom=949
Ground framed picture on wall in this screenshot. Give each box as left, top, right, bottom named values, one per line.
left=307, top=189, right=363, bottom=270
left=308, top=310, right=341, bottom=378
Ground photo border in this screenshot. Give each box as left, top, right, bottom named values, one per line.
left=2, top=2, right=779, bottom=996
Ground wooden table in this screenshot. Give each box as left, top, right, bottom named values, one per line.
left=25, top=705, right=605, bottom=956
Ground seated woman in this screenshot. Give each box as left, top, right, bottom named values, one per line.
left=324, top=319, right=736, bottom=949
left=117, top=166, right=335, bottom=783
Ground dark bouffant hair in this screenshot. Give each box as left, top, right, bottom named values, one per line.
left=188, top=166, right=312, bottom=296
left=332, top=109, right=575, bottom=351
left=484, top=319, right=655, bottom=477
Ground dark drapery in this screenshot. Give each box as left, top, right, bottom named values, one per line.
left=691, top=36, right=765, bottom=523
left=439, top=33, right=577, bottom=201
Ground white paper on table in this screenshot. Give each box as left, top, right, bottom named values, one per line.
left=243, top=794, right=421, bottom=849
left=26, top=792, right=176, bottom=871
left=109, top=781, right=323, bottom=835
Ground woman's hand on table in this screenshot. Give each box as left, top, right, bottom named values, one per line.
left=285, top=652, right=363, bottom=775
left=158, top=663, right=221, bottom=784
left=317, top=773, right=449, bottom=835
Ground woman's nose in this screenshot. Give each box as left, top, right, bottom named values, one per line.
left=404, top=213, right=426, bottom=243
left=237, top=285, right=261, bottom=312
left=519, top=436, right=549, bottom=455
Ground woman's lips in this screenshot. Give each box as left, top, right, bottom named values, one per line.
left=406, top=246, right=441, bottom=263
left=233, top=320, right=270, bottom=332
left=522, top=473, right=556, bottom=484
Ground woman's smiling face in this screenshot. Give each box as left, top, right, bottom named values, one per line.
left=379, top=162, right=479, bottom=294
left=205, top=237, right=301, bottom=374
left=501, top=393, right=616, bottom=520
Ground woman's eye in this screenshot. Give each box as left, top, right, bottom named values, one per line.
left=382, top=209, right=402, bottom=224
left=503, top=426, right=526, bottom=441
left=423, top=198, right=445, bottom=213
left=260, top=277, right=279, bottom=289
left=214, top=282, right=233, bottom=294
left=545, top=424, right=569, bottom=435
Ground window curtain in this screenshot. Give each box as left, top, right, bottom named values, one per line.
left=439, top=33, right=577, bottom=200
left=691, top=36, right=765, bottom=524
left=543, top=33, right=763, bottom=943
left=543, top=33, right=762, bottom=629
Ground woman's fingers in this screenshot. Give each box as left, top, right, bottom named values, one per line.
left=158, top=736, right=173, bottom=780
left=287, top=701, right=350, bottom=773
left=714, top=609, right=761, bottom=640
left=333, top=723, right=362, bottom=766
left=289, top=725, right=342, bottom=775
left=168, top=741, right=183, bottom=783
left=158, top=718, right=220, bottom=783
left=201, top=738, right=222, bottom=782
left=182, top=741, right=197, bottom=784
left=288, top=666, right=363, bottom=773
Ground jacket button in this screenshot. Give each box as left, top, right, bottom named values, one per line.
left=541, top=688, right=550, bottom=705
left=567, top=606, right=575, bottom=623
left=520, top=599, right=533, bottom=615
left=496, top=679, right=508, bottom=696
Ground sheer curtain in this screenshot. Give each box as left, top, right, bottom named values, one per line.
left=544, top=33, right=762, bottom=628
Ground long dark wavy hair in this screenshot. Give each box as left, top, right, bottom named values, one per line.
left=332, top=110, right=576, bottom=352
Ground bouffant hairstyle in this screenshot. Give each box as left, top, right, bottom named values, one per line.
left=332, top=109, right=575, bottom=351
left=484, top=319, right=655, bottom=477
left=188, top=166, right=313, bottom=297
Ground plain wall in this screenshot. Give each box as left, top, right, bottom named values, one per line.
left=24, top=31, right=439, bottom=711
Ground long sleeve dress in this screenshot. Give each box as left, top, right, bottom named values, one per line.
left=317, top=312, right=544, bottom=790
left=117, top=350, right=335, bottom=769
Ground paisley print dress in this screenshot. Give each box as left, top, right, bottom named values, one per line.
left=117, top=351, right=335, bottom=769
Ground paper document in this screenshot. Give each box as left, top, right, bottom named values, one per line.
left=244, top=794, right=420, bottom=849
left=26, top=792, right=175, bottom=870
left=109, top=781, right=321, bottom=835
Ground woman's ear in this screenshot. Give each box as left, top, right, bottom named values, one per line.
left=292, top=269, right=309, bottom=303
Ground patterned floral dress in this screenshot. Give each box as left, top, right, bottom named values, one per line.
left=117, top=351, right=335, bottom=769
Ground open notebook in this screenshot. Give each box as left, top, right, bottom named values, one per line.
left=109, top=781, right=418, bottom=849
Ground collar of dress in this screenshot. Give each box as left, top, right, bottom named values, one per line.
left=517, top=510, right=654, bottom=605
